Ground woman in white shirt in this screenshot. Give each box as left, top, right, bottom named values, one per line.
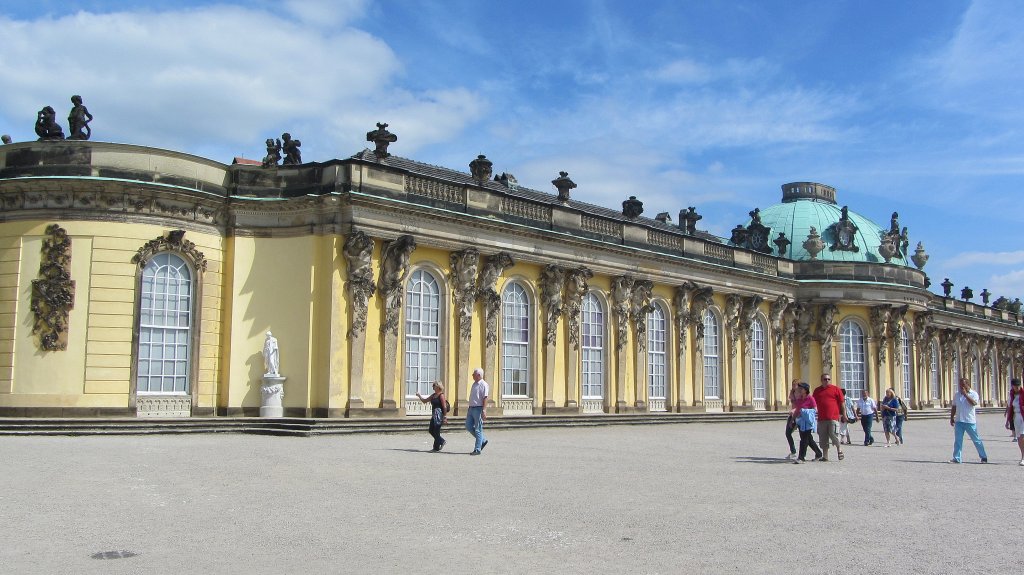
left=1005, top=378, right=1024, bottom=466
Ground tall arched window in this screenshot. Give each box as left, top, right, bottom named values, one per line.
left=751, top=318, right=767, bottom=402
left=581, top=292, right=605, bottom=401
left=137, top=252, right=194, bottom=395
left=953, top=353, right=962, bottom=386
left=703, top=310, right=721, bottom=399
left=990, top=355, right=998, bottom=403
left=972, top=355, right=982, bottom=399
left=901, top=326, right=913, bottom=400
left=839, top=320, right=866, bottom=398
left=404, top=269, right=441, bottom=398
left=647, top=303, right=667, bottom=408
left=929, top=341, right=940, bottom=400
left=501, top=282, right=530, bottom=397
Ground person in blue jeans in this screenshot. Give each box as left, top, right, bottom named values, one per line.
left=856, top=389, right=878, bottom=446
left=465, top=367, right=490, bottom=456
left=949, top=377, right=988, bottom=464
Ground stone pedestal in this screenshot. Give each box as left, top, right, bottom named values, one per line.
left=260, top=375, right=287, bottom=417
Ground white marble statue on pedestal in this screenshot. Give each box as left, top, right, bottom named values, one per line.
left=263, top=331, right=280, bottom=376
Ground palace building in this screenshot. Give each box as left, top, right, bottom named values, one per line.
left=0, top=128, right=1019, bottom=418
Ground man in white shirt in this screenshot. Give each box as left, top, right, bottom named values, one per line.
left=949, top=377, right=988, bottom=464
left=466, top=368, right=489, bottom=456
left=856, top=390, right=878, bottom=446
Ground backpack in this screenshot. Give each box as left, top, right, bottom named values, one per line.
left=897, top=397, right=908, bottom=417
left=444, top=398, right=451, bottom=414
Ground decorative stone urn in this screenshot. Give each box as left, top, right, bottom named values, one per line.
left=878, top=239, right=897, bottom=263
left=911, top=242, right=929, bottom=270
left=802, top=227, right=824, bottom=260
left=260, top=375, right=286, bottom=417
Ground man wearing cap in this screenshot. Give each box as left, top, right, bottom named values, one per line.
left=1005, top=378, right=1024, bottom=466
left=466, top=367, right=489, bottom=456
left=949, top=377, right=988, bottom=464
left=812, top=373, right=846, bottom=461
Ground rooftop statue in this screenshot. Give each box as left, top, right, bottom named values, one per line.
left=1, top=135, right=11, bottom=144
left=262, top=138, right=282, bottom=168
left=281, top=133, right=301, bottom=165
left=67, top=95, right=93, bottom=140
left=366, top=122, right=397, bottom=160
left=35, top=106, right=65, bottom=141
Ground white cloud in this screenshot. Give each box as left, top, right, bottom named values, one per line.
left=986, top=269, right=1024, bottom=298
left=0, top=5, right=482, bottom=162
left=945, top=251, right=1024, bottom=269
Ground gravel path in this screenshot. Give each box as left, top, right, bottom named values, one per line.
left=0, top=412, right=1017, bottom=574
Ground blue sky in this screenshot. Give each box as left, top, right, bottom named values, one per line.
left=2, top=0, right=1022, bottom=302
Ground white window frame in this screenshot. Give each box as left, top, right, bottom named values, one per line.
left=581, top=292, right=605, bottom=400
left=901, top=326, right=913, bottom=400
left=136, top=252, right=193, bottom=395
left=839, top=320, right=866, bottom=399
left=751, top=317, right=767, bottom=401
left=930, top=341, right=940, bottom=400
left=404, top=269, right=441, bottom=398
left=500, top=282, right=531, bottom=398
left=647, top=304, right=667, bottom=401
left=703, top=310, right=721, bottom=399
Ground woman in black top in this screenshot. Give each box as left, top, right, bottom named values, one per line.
left=416, top=382, right=448, bottom=451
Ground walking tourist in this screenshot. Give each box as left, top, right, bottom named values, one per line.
left=840, top=388, right=856, bottom=445
left=415, top=382, right=449, bottom=452
left=785, top=379, right=799, bottom=459
left=879, top=388, right=901, bottom=446
left=949, top=377, right=988, bottom=464
left=466, top=368, right=489, bottom=456
left=792, top=382, right=822, bottom=464
left=812, top=373, right=845, bottom=461
left=1006, top=378, right=1024, bottom=466
left=895, top=394, right=908, bottom=445
left=856, top=389, right=878, bottom=446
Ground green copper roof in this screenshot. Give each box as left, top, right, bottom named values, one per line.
left=749, top=183, right=911, bottom=266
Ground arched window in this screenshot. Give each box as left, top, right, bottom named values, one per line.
left=839, top=320, right=866, bottom=399
left=929, top=341, right=940, bottom=400
left=404, top=269, right=441, bottom=398
left=581, top=292, right=605, bottom=401
left=647, top=303, right=667, bottom=406
left=990, top=354, right=998, bottom=402
left=751, top=318, right=767, bottom=401
left=137, top=252, right=194, bottom=395
left=972, top=355, right=982, bottom=399
left=703, top=310, right=721, bottom=399
left=901, top=326, right=913, bottom=400
left=953, top=353, right=962, bottom=386
left=501, top=282, right=530, bottom=397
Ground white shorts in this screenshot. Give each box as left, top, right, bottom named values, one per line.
left=1014, top=414, right=1024, bottom=440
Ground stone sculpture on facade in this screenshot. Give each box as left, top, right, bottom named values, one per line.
left=67, top=95, right=93, bottom=140
left=469, top=155, right=493, bottom=184
left=870, top=305, right=892, bottom=365
left=1, top=135, right=11, bottom=144
left=731, top=208, right=773, bottom=253
left=631, top=280, right=654, bottom=351
left=725, top=294, right=743, bottom=358
left=802, top=227, right=824, bottom=260
left=679, top=207, right=702, bottom=235
left=622, top=196, right=644, bottom=219
left=941, top=278, right=953, bottom=298
left=690, top=287, right=714, bottom=355
left=829, top=206, right=860, bottom=252
left=911, top=242, right=929, bottom=269
left=768, top=295, right=790, bottom=358
left=818, top=304, right=839, bottom=371
left=35, top=106, right=65, bottom=141
left=980, top=289, right=991, bottom=305
left=612, top=275, right=635, bottom=352
left=563, top=267, right=593, bottom=350
left=739, top=295, right=764, bottom=351
left=539, top=265, right=566, bottom=346
left=343, top=231, right=375, bottom=338
left=889, top=305, right=909, bottom=366
left=263, top=331, right=280, bottom=376
left=673, top=281, right=698, bottom=352
left=773, top=232, right=791, bottom=257
left=31, top=224, right=75, bottom=351
left=66, top=95, right=93, bottom=141
left=366, top=122, right=397, bottom=160
left=792, top=302, right=814, bottom=365
left=477, top=252, right=515, bottom=348
left=281, top=133, right=302, bottom=165
left=262, top=138, right=282, bottom=168
left=961, top=286, right=973, bottom=301
left=377, top=235, right=416, bottom=335
left=132, top=230, right=208, bottom=273
left=552, top=171, right=576, bottom=203
left=449, top=247, right=480, bottom=341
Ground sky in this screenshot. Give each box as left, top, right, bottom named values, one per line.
left=1, top=0, right=1022, bottom=303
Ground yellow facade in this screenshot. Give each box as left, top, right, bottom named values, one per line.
left=0, top=140, right=1020, bottom=418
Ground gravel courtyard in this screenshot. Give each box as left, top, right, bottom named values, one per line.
left=0, top=412, right=1017, bottom=575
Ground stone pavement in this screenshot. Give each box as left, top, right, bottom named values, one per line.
left=0, top=413, right=1017, bottom=575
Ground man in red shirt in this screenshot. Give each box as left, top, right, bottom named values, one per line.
left=812, top=373, right=847, bottom=461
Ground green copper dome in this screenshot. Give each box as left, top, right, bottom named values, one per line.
left=749, top=182, right=911, bottom=266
